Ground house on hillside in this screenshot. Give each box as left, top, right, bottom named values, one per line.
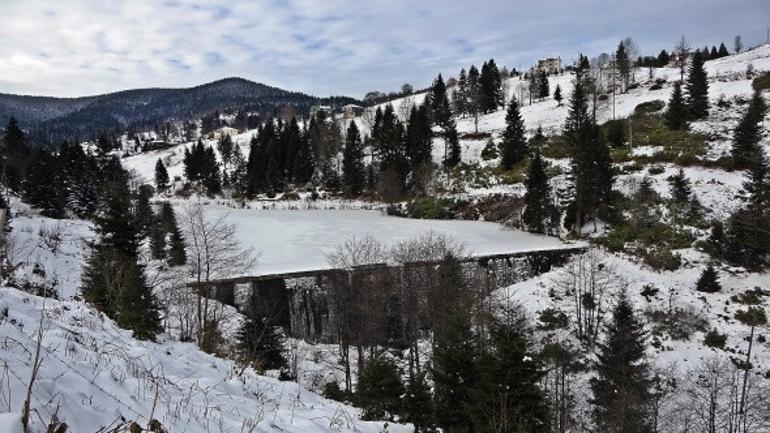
left=209, top=126, right=239, bottom=140
left=341, top=104, right=364, bottom=119
left=310, top=105, right=332, bottom=119
left=537, top=57, right=562, bottom=74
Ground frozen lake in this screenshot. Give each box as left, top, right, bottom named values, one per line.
left=183, top=204, right=576, bottom=276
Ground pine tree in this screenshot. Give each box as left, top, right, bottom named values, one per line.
left=696, top=263, right=721, bottom=293
left=149, top=216, right=167, bottom=261
left=686, top=49, right=709, bottom=120
left=429, top=74, right=453, bottom=125
left=554, top=84, right=563, bottom=106
left=203, top=146, right=221, bottom=195
left=590, top=294, right=653, bottom=433
left=744, top=155, right=769, bottom=210
left=403, top=372, right=435, bottom=433
left=537, top=69, right=550, bottom=99
left=134, top=185, right=154, bottom=238
left=500, top=97, right=528, bottom=170
left=665, top=81, right=689, bottom=130
left=480, top=59, right=503, bottom=112
left=82, top=170, right=161, bottom=340
left=522, top=150, right=556, bottom=234
left=236, top=315, right=287, bottom=371
left=732, top=91, right=768, bottom=170
left=616, top=41, right=631, bottom=92
left=432, top=256, right=477, bottom=433
left=342, top=121, right=366, bottom=195
left=59, top=141, right=100, bottom=218
left=405, top=104, right=433, bottom=170
left=444, top=124, right=461, bottom=168
left=453, top=68, right=468, bottom=116
left=167, top=224, right=187, bottom=266
left=564, top=74, right=613, bottom=235
left=710, top=46, right=718, bottom=60
left=22, top=149, right=66, bottom=219
left=293, top=130, right=314, bottom=185
left=669, top=168, right=692, bottom=205
left=718, top=42, right=729, bottom=58
left=471, top=308, right=549, bottom=433
left=467, top=65, right=482, bottom=132
left=155, top=159, right=169, bottom=192
left=356, top=357, right=405, bottom=421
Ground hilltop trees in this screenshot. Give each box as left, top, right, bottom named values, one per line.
left=428, top=74, right=461, bottom=168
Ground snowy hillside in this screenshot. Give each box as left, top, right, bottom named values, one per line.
left=3, top=41, right=770, bottom=433
left=0, top=286, right=409, bottom=433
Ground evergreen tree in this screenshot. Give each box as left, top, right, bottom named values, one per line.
left=342, top=121, right=366, bottom=195
left=470, top=308, right=549, bottom=433
left=669, top=168, right=692, bottom=205
left=554, top=84, right=563, bottom=106
left=710, top=45, right=718, bottom=60
left=686, top=49, right=709, bottom=119
left=444, top=124, right=461, bottom=168
left=480, top=59, right=503, bottom=112
left=429, top=74, right=453, bottom=126
left=293, top=129, right=314, bottom=185
left=616, top=41, right=631, bottom=92
left=744, top=155, right=769, bottom=210
left=522, top=150, right=556, bottom=234
left=657, top=49, right=670, bottom=67
left=467, top=65, right=482, bottom=130
left=432, top=256, right=477, bottom=433
left=149, top=216, right=167, bottom=261
left=167, top=222, right=187, bottom=266
left=665, top=81, right=689, bottom=130
left=564, top=74, right=613, bottom=235
left=732, top=91, right=768, bottom=170
left=403, top=372, right=435, bottom=433
left=82, top=169, right=161, bottom=340
left=133, top=185, right=155, bottom=238
left=202, top=146, right=221, bottom=195
left=155, top=159, right=169, bottom=192
left=22, top=149, right=66, bottom=219
left=590, top=294, right=653, bottom=433
left=405, top=103, right=433, bottom=170
left=718, top=42, right=729, bottom=58
left=499, top=97, right=528, bottom=170
left=1, top=117, right=30, bottom=191
left=216, top=134, right=234, bottom=182
left=453, top=68, right=468, bottom=116
left=236, top=315, right=287, bottom=371
left=537, top=69, right=550, bottom=99
left=59, top=141, right=100, bottom=218
left=696, top=263, right=721, bottom=293
left=356, top=357, right=405, bottom=421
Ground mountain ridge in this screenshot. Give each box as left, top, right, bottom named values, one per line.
left=0, top=77, right=359, bottom=145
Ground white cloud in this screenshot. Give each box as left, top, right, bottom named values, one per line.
left=0, top=0, right=768, bottom=98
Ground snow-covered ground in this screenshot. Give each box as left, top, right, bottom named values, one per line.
left=0, top=286, right=411, bottom=433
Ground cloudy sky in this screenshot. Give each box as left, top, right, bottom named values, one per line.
left=1, top=0, right=768, bottom=99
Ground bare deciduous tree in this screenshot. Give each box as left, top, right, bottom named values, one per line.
left=183, top=202, right=257, bottom=352
left=552, top=249, right=621, bottom=345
